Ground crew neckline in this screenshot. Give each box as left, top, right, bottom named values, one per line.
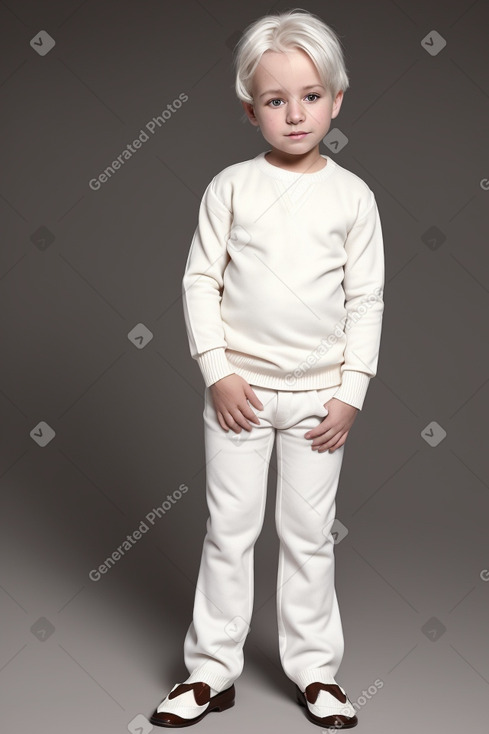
left=254, top=150, right=336, bottom=182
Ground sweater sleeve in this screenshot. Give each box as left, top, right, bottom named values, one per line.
left=182, top=177, right=236, bottom=387
left=332, top=191, right=385, bottom=411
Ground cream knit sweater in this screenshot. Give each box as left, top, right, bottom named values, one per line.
left=182, top=151, right=385, bottom=410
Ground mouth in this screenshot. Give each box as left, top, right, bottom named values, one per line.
left=286, top=132, right=309, bottom=139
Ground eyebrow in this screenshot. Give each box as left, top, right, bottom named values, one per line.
left=259, top=84, right=325, bottom=99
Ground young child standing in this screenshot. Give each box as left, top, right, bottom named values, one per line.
left=151, top=8, right=384, bottom=729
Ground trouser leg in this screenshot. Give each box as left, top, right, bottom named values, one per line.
left=183, top=385, right=276, bottom=692
left=274, top=385, right=346, bottom=691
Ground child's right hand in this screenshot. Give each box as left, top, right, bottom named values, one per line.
left=209, top=374, right=264, bottom=433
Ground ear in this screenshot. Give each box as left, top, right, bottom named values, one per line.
left=242, top=100, right=260, bottom=127
left=331, top=90, right=344, bottom=119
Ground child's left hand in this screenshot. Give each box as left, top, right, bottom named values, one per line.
left=304, top=398, right=359, bottom=453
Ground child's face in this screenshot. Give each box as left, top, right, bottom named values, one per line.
left=242, top=47, right=343, bottom=163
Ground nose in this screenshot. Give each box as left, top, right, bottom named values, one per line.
left=286, top=96, right=305, bottom=124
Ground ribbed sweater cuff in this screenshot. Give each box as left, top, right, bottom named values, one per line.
left=332, top=370, right=371, bottom=410
left=197, top=348, right=235, bottom=387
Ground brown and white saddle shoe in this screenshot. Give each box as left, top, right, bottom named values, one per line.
left=296, top=681, right=358, bottom=728
left=150, top=681, right=235, bottom=727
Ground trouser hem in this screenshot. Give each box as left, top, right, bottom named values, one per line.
left=185, top=668, right=237, bottom=693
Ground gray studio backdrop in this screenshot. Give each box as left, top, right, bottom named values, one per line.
left=1, top=1, right=488, bottom=732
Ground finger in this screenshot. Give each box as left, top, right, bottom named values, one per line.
left=329, top=437, right=346, bottom=452
left=229, top=410, right=255, bottom=431
left=331, top=432, right=348, bottom=450
left=221, top=408, right=254, bottom=433
left=240, top=404, right=261, bottom=425
left=311, top=428, right=337, bottom=449
left=246, top=387, right=264, bottom=411
left=320, top=433, right=346, bottom=453
left=217, top=412, right=229, bottom=432
left=304, top=420, right=325, bottom=440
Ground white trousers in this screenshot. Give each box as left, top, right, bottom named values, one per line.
left=183, top=383, right=346, bottom=694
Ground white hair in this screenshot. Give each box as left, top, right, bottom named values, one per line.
left=233, top=8, right=349, bottom=104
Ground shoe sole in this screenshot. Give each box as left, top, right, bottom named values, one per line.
left=296, top=685, right=358, bottom=729
left=150, top=685, right=235, bottom=728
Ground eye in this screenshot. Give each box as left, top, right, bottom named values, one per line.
left=305, top=93, right=320, bottom=102
left=267, top=98, right=284, bottom=107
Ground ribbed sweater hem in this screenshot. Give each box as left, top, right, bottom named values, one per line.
left=197, top=348, right=372, bottom=410
left=226, top=352, right=342, bottom=392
